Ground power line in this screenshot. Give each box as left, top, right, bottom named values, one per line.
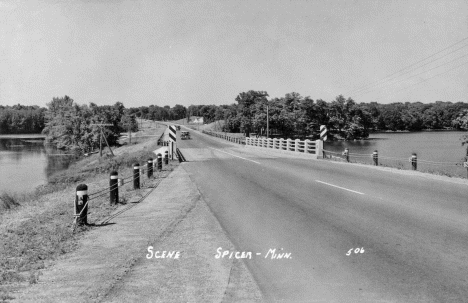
left=373, top=60, right=468, bottom=102
left=350, top=43, right=468, bottom=96
left=353, top=52, right=468, bottom=98
left=346, top=36, right=468, bottom=95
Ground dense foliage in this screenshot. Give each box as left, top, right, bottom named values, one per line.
left=0, top=104, right=46, bottom=134
left=42, top=96, right=132, bottom=152
left=4, top=92, right=468, bottom=143
left=167, top=92, right=468, bottom=140
left=125, top=104, right=187, bottom=121
left=129, top=91, right=467, bottom=140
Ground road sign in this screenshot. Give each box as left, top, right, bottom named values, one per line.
left=464, top=162, right=468, bottom=168
left=320, top=125, right=327, bottom=141
left=169, top=125, right=176, bottom=142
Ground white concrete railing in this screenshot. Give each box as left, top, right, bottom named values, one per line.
left=245, top=137, right=323, bottom=158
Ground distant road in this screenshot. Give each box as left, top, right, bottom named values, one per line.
left=178, top=129, right=468, bottom=303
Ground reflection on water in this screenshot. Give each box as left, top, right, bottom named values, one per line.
left=0, top=136, right=77, bottom=194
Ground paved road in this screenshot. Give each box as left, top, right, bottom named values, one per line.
left=177, top=128, right=468, bottom=303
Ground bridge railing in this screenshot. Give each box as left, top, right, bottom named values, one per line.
left=245, top=137, right=323, bottom=157
left=201, top=130, right=246, bottom=145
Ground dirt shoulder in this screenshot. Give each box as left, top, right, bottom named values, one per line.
left=12, top=165, right=263, bottom=303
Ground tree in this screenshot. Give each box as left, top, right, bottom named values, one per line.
left=235, top=90, right=269, bottom=136
left=120, top=112, right=138, bottom=133
left=42, top=96, right=126, bottom=152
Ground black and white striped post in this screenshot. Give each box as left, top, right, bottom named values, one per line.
left=133, top=163, right=140, bottom=189
left=320, top=125, right=327, bottom=158
left=373, top=150, right=378, bottom=166
left=110, top=171, right=118, bottom=205
left=169, top=125, right=176, bottom=160
left=157, top=153, right=162, bottom=171
left=164, top=150, right=169, bottom=165
left=147, top=158, right=153, bottom=178
left=75, top=184, right=88, bottom=226
left=320, top=125, right=327, bottom=141
left=411, top=153, right=417, bottom=170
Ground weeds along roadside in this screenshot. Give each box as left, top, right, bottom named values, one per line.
left=0, top=137, right=178, bottom=301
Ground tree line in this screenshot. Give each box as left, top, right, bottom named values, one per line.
left=125, top=104, right=187, bottom=121
left=130, top=91, right=468, bottom=140
left=0, top=104, right=46, bottom=134
left=186, top=92, right=468, bottom=140
left=4, top=92, right=468, bottom=149
left=41, top=96, right=138, bottom=152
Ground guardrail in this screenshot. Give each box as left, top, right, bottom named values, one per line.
left=323, top=148, right=468, bottom=178
left=201, top=130, right=245, bottom=145
left=245, top=137, right=323, bottom=158
left=72, top=152, right=174, bottom=230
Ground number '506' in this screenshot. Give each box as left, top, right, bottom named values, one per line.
left=346, top=247, right=365, bottom=256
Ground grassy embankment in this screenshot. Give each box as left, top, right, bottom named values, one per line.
left=0, top=121, right=177, bottom=301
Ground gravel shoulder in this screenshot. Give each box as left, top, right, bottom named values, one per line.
left=12, top=165, right=263, bottom=303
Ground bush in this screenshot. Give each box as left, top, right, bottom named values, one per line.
left=0, top=193, right=20, bottom=211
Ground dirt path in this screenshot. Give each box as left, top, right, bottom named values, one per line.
left=13, top=166, right=263, bottom=302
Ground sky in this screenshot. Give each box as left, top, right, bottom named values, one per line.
left=1, top=0, right=467, bottom=108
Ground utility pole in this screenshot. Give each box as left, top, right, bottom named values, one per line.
left=266, top=104, right=269, bottom=138
left=90, top=123, right=114, bottom=157
left=99, top=132, right=102, bottom=157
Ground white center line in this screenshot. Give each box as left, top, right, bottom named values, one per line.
left=209, top=147, right=261, bottom=164
left=315, top=180, right=364, bottom=195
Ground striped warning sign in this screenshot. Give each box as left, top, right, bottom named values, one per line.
left=320, top=125, right=327, bottom=141
left=169, top=125, right=176, bottom=142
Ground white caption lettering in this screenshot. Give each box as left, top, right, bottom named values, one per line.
left=146, top=246, right=180, bottom=259
left=215, top=247, right=292, bottom=259
left=346, top=247, right=365, bottom=256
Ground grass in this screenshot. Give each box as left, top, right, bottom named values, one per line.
left=0, top=130, right=179, bottom=301
left=322, top=152, right=466, bottom=179
left=0, top=193, right=20, bottom=211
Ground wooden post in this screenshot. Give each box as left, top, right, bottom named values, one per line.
left=157, top=153, right=162, bottom=171
left=75, top=184, right=88, bottom=226
left=343, top=148, right=349, bottom=162
left=147, top=158, right=153, bottom=178
left=133, top=163, right=140, bottom=189
left=99, top=133, right=103, bottom=157
left=100, top=127, right=114, bottom=157
left=373, top=150, right=378, bottom=166
left=266, top=104, right=269, bottom=138
left=110, top=171, right=118, bottom=205
left=411, top=153, right=417, bottom=170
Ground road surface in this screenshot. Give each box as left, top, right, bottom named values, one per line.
left=177, top=128, right=468, bottom=303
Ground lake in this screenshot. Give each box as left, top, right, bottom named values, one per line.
left=1, top=131, right=467, bottom=195
left=0, top=134, right=77, bottom=194
left=323, top=131, right=468, bottom=178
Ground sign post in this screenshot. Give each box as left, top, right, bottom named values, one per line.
left=168, top=125, right=177, bottom=160
left=320, top=125, right=327, bottom=158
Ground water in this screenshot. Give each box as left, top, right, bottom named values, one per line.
left=0, top=135, right=77, bottom=194
left=323, top=131, right=468, bottom=178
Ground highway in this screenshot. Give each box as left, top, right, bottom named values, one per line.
left=177, top=128, right=468, bottom=303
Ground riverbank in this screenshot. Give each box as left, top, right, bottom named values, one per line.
left=0, top=134, right=45, bottom=139
left=0, top=123, right=172, bottom=301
